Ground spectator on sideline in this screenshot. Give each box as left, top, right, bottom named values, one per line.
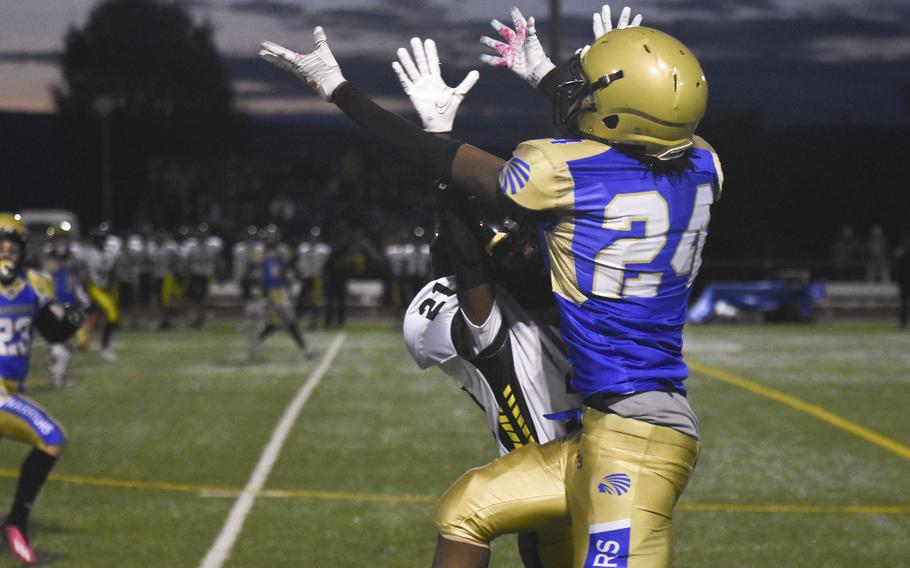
left=864, top=224, right=890, bottom=283
left=893, top=232, right=910, bottom=331
left=831, top=225, right=861, bottom=280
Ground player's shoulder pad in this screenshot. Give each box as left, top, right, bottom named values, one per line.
left=402, top=276, right=460, bottom=370
left=501, top=138, right=609, bottom=211
left=206, top=236, right=224, bottom=250
left=692, top=135, right=724, bottom=199
left=27, top=269, right=55, bottom=300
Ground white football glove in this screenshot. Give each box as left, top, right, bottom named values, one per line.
left=578, top=5, right=644, bottom=59
left=392, top=38, right=480, bottom=133
left=259, top=26, right=346, bottom=101
left=592, top=5, right=643, bottom=39
left=479, top=7, right=555, bottom=87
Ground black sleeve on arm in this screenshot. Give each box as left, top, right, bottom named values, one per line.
left=437, top=189, right=490, bottom=292
left=536, top=62, right=575, bottom=103
left=436, top=185, right=496, bottom=326
left=332, top=83, right=463, bottom=184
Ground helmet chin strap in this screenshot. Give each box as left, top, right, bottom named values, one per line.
left=654, top=140, right=694, bottom=161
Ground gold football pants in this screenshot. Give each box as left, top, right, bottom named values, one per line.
left=435, top=410, right=699, bottom=567
left=0, top=393, right=67, bottom=454
left=86, top=282, right=120, bottom=324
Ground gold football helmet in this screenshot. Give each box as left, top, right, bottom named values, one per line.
left=0, top=212, right=27, bottom=282
left=555, top=27, right=707, bottom=160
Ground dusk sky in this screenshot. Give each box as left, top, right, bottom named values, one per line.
left=1, top=0, right=909, bottom=127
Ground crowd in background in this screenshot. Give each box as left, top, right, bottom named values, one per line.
left=25, top=216, right=435, bottom=333
left=28, top=215, right=910, bottom=336
left=830, top=224, right=910, bottom=283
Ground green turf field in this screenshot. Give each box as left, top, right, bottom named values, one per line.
left=1, top=320, right=907, bottom=567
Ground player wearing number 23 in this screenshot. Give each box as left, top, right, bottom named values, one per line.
left=0, top=212, right=84, bottom=565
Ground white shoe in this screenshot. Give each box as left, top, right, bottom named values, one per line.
left=100, top=348, right=118, bottom=362
left=50, top=374, right=71, bottom=389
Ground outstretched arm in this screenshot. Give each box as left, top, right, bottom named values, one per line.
left=480, top=4, right=644, bottom=99
left=260, top=28, right=505, bottom=206
left=389, top=37, right=497, bottom=324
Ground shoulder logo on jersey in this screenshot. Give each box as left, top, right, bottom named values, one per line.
left=499, top=158, right=531, bottom=195
left=598, top=473, right=632, bottom=496
left=550, top=139, right=584, bottom=144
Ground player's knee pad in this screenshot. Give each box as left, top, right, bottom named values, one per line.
left=436, top=436, right=576, bottom=549
left=435, top=470, right=488, bottom=545
left=434, top=467, right=499, bottom=546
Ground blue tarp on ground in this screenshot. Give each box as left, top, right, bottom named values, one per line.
left=689, top=280, right=827, bottom=323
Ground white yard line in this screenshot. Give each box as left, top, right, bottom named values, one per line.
left=198, top=332, right=347, bottom=568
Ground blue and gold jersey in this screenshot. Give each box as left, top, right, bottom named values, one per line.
left=262, top=251, right=287, bottom=291
left=0, top=270, right=54, bottom=389
left=500, top=137, right=723, bottom=398
left=44, top=256, right=83, bottom=306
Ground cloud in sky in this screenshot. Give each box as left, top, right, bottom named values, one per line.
left=809, top=36, right=910, bottom=62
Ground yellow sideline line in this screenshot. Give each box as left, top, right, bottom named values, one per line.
left=0, top=468, right=907, bottom=514
left=687, top=359, right=910, bottom=461
left=0, top=469, right=434, bottom=503
left=677, top=503, right=910, bottom=515
left=258, top=488, right=433, bottom=504
left=0, top=469, right=238, bottom=495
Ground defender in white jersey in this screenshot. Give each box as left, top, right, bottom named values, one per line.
left=294, top=228, right=330, bottom=328
left=403, top=211, right=581, bottom=568
left=405, top=275, right=578, bottom=457
left=76, top=225, right=120, bottom=360
left=185, top=225, right=223, bottom=329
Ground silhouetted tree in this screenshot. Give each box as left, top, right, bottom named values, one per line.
left=55, top=0, right=245, bottom=228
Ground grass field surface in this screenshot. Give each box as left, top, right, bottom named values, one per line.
left=1, top=320, right=907, bottom=566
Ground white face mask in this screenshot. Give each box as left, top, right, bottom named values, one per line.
left=0, top=260, right=16, bottom=281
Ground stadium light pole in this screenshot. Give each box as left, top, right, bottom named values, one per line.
left=94, top=96, right=117, bottom=226
left=549, top=0, right=561, bottom=62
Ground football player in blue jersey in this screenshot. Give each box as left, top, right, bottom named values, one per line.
left=42, top=225, right=90, bottom=388
left=0, top=213, right=84, bottom=565
left=247, top=225, right=317, bottom=360
left=260, top=6, right=722, bottom=565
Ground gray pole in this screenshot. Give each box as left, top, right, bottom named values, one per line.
left=549, top=0, right=561, bottom=62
